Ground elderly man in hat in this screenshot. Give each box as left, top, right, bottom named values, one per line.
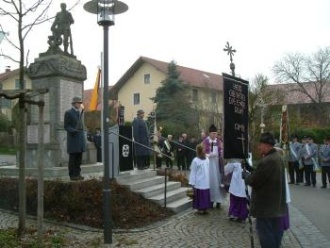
left=64, top=96, right=86, bottom=180
left=132, top=109, right=150, bottom=170
left=244, top=132, right=287, bottom=248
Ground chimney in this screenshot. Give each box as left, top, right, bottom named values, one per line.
left=5, top=66, right=10, bottom=73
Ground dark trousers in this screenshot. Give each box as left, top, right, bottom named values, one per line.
left=96, top=148, right=102, bottom=162
left=304, top=164, right=316, bottom=185
left=177, top=154, right=186, bottom=170
left=136, top=155, right=148, bottom=170
left=156, top=156, right=162, bottom=168
left=321, top=166, right=330, bottom=186
left=68, top=153, right=82, bottom=178
left=288, top=161, right=300, bottom=183
left=256, top=217, right=284, bottom=248
left=165, top=152, right=173, bottom=168
left=298, top=166, right=304, bottom=183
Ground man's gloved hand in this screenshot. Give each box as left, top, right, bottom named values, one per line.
left=242, top=170, right=250, bottom=179
left=242, top=160, right=254, bottom=172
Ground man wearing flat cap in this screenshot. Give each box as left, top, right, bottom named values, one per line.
left=288, top=134, right=302, bottom=185
left=301, top=135, right=318, bottom=186
left=132, top=109, right=150, bottom=170
left=244, top=132, right=287, bottom=248
left=64, top=96, right=86, bottom=180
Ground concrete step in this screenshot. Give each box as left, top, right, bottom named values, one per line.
left=120, top=175, right=164, bottom=191
left=135, top=181, right=181, bottom=198
left=166, top=196, right=193, bottom=213
left=148, top=187, right=188, bottom=206
left=114, top=168, right=191, bottom=214
left=116, top=169, right=157, bottom=183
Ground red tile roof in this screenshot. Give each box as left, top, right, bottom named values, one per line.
left=266, top=82, right=330, bottom=105
left=111, top=56, right=223, bottom=96
left=0, top=68, right=20, bottom=82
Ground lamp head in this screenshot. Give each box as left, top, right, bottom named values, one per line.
left=84, top=0, right=128, bottom=26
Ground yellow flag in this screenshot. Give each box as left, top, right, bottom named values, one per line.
left=89, top=68, right=101, bottom=111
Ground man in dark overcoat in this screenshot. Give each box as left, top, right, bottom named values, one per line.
left=132, top=109, right=150, bottom=170
left=64, top=96, right=86, bottom=180
left=244, top=132, right=287, bottom=248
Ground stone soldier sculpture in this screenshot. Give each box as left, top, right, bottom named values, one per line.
left=50, top=3, right=74, bottom=55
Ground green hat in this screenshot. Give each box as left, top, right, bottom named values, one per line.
left=72, top=96, right=83, bottom=104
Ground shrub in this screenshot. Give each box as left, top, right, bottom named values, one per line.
left=0, top=177, right=173, bottom=229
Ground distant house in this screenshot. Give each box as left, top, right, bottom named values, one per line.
left=266, top=82, right=330, bottom=126
left=0, top=67, right=32, bottom=120
left=267, top=82, right=330, bottom=105
left=110, top=56, right=224, bottom=128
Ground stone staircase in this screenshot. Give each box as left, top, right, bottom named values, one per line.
left=116, top=169, right=192, bottom=213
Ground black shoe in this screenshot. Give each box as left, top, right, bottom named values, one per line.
left=321, top=185, right=326, bottom=188
left=78, top=175, right=85, bottom=180
left=216, top=203, right=221, bottom=209
left=312, top=184, right=316, bottom=187
left=304, top=183, right=311, bottom=186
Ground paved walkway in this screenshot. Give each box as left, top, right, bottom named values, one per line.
left=1, top=198, right=329, bottom=247
left=1, top=156, right=329, bottom=247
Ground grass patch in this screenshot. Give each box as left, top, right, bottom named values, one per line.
left=0, top=146, right=16, bottom=155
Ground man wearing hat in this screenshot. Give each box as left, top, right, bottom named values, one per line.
left=132, top=109, right=150, bottom=170
left=301, top=135, right=318, bottom=186
left=64, top=96, right=86, bottom=180
left=244, top=132, right=287, bottom=248
left=288, top=134, right=302, bottom=185
left=319, top=136, right=330, bottom=188
left=298, top=135, right=308, bottom=184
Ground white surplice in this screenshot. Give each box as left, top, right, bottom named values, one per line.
left=207, top=139, right=225, bottom=203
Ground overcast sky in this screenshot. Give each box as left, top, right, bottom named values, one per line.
left=1, top=0, right=330, bottom=89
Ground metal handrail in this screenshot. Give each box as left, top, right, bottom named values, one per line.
left=108, top=130, right=173, bottom=209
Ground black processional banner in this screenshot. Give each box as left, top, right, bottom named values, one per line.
left=223, top=73, right=249, bottom=159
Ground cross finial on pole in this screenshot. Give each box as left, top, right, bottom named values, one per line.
left=223, top=41, right=236, bottom=77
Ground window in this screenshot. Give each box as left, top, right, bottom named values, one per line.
left=15, top=79, right=26, bottom=89
left=133, top=93, right=140, bottom=105
left=144, top=74, right=150, bottom=84
left=0, top=99, right=11, bottom=108
left=192, top=89, right=198, bottom=102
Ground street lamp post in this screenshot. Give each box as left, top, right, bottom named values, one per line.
left=84, top=0, right=128, bottom=244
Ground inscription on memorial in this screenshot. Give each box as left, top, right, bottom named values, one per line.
left=59, top=79, right=82, bottom=122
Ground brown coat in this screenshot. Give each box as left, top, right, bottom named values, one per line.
left=245, top=148, right=286, bottom=218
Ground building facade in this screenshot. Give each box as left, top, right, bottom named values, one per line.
left=111, top=56, right=224, bottom=129
left=0, top=67, right=32, bottom=120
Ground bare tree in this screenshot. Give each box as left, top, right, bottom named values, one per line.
left=0, top=0, right=55, bottom=237
left=273, top=47, right=330, bottom=123
left=248, top=74, right=284, bottom=142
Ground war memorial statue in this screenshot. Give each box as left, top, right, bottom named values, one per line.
left=46, top=3, right=74, bottom=56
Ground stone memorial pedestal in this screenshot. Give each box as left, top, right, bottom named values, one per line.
left=18, top=54, right=100, bottom=177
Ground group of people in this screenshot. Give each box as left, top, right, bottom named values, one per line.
left=132, top=109, right=206, bottom=170
left=64, top=102, right=291, bottom=247
left=154, top=131, right=199, bottom=170
left=288, top=134, right=330, bottom=188
left=188, top=124, right=226, bottom=212
left=190, top=131, right=289, bottom=248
